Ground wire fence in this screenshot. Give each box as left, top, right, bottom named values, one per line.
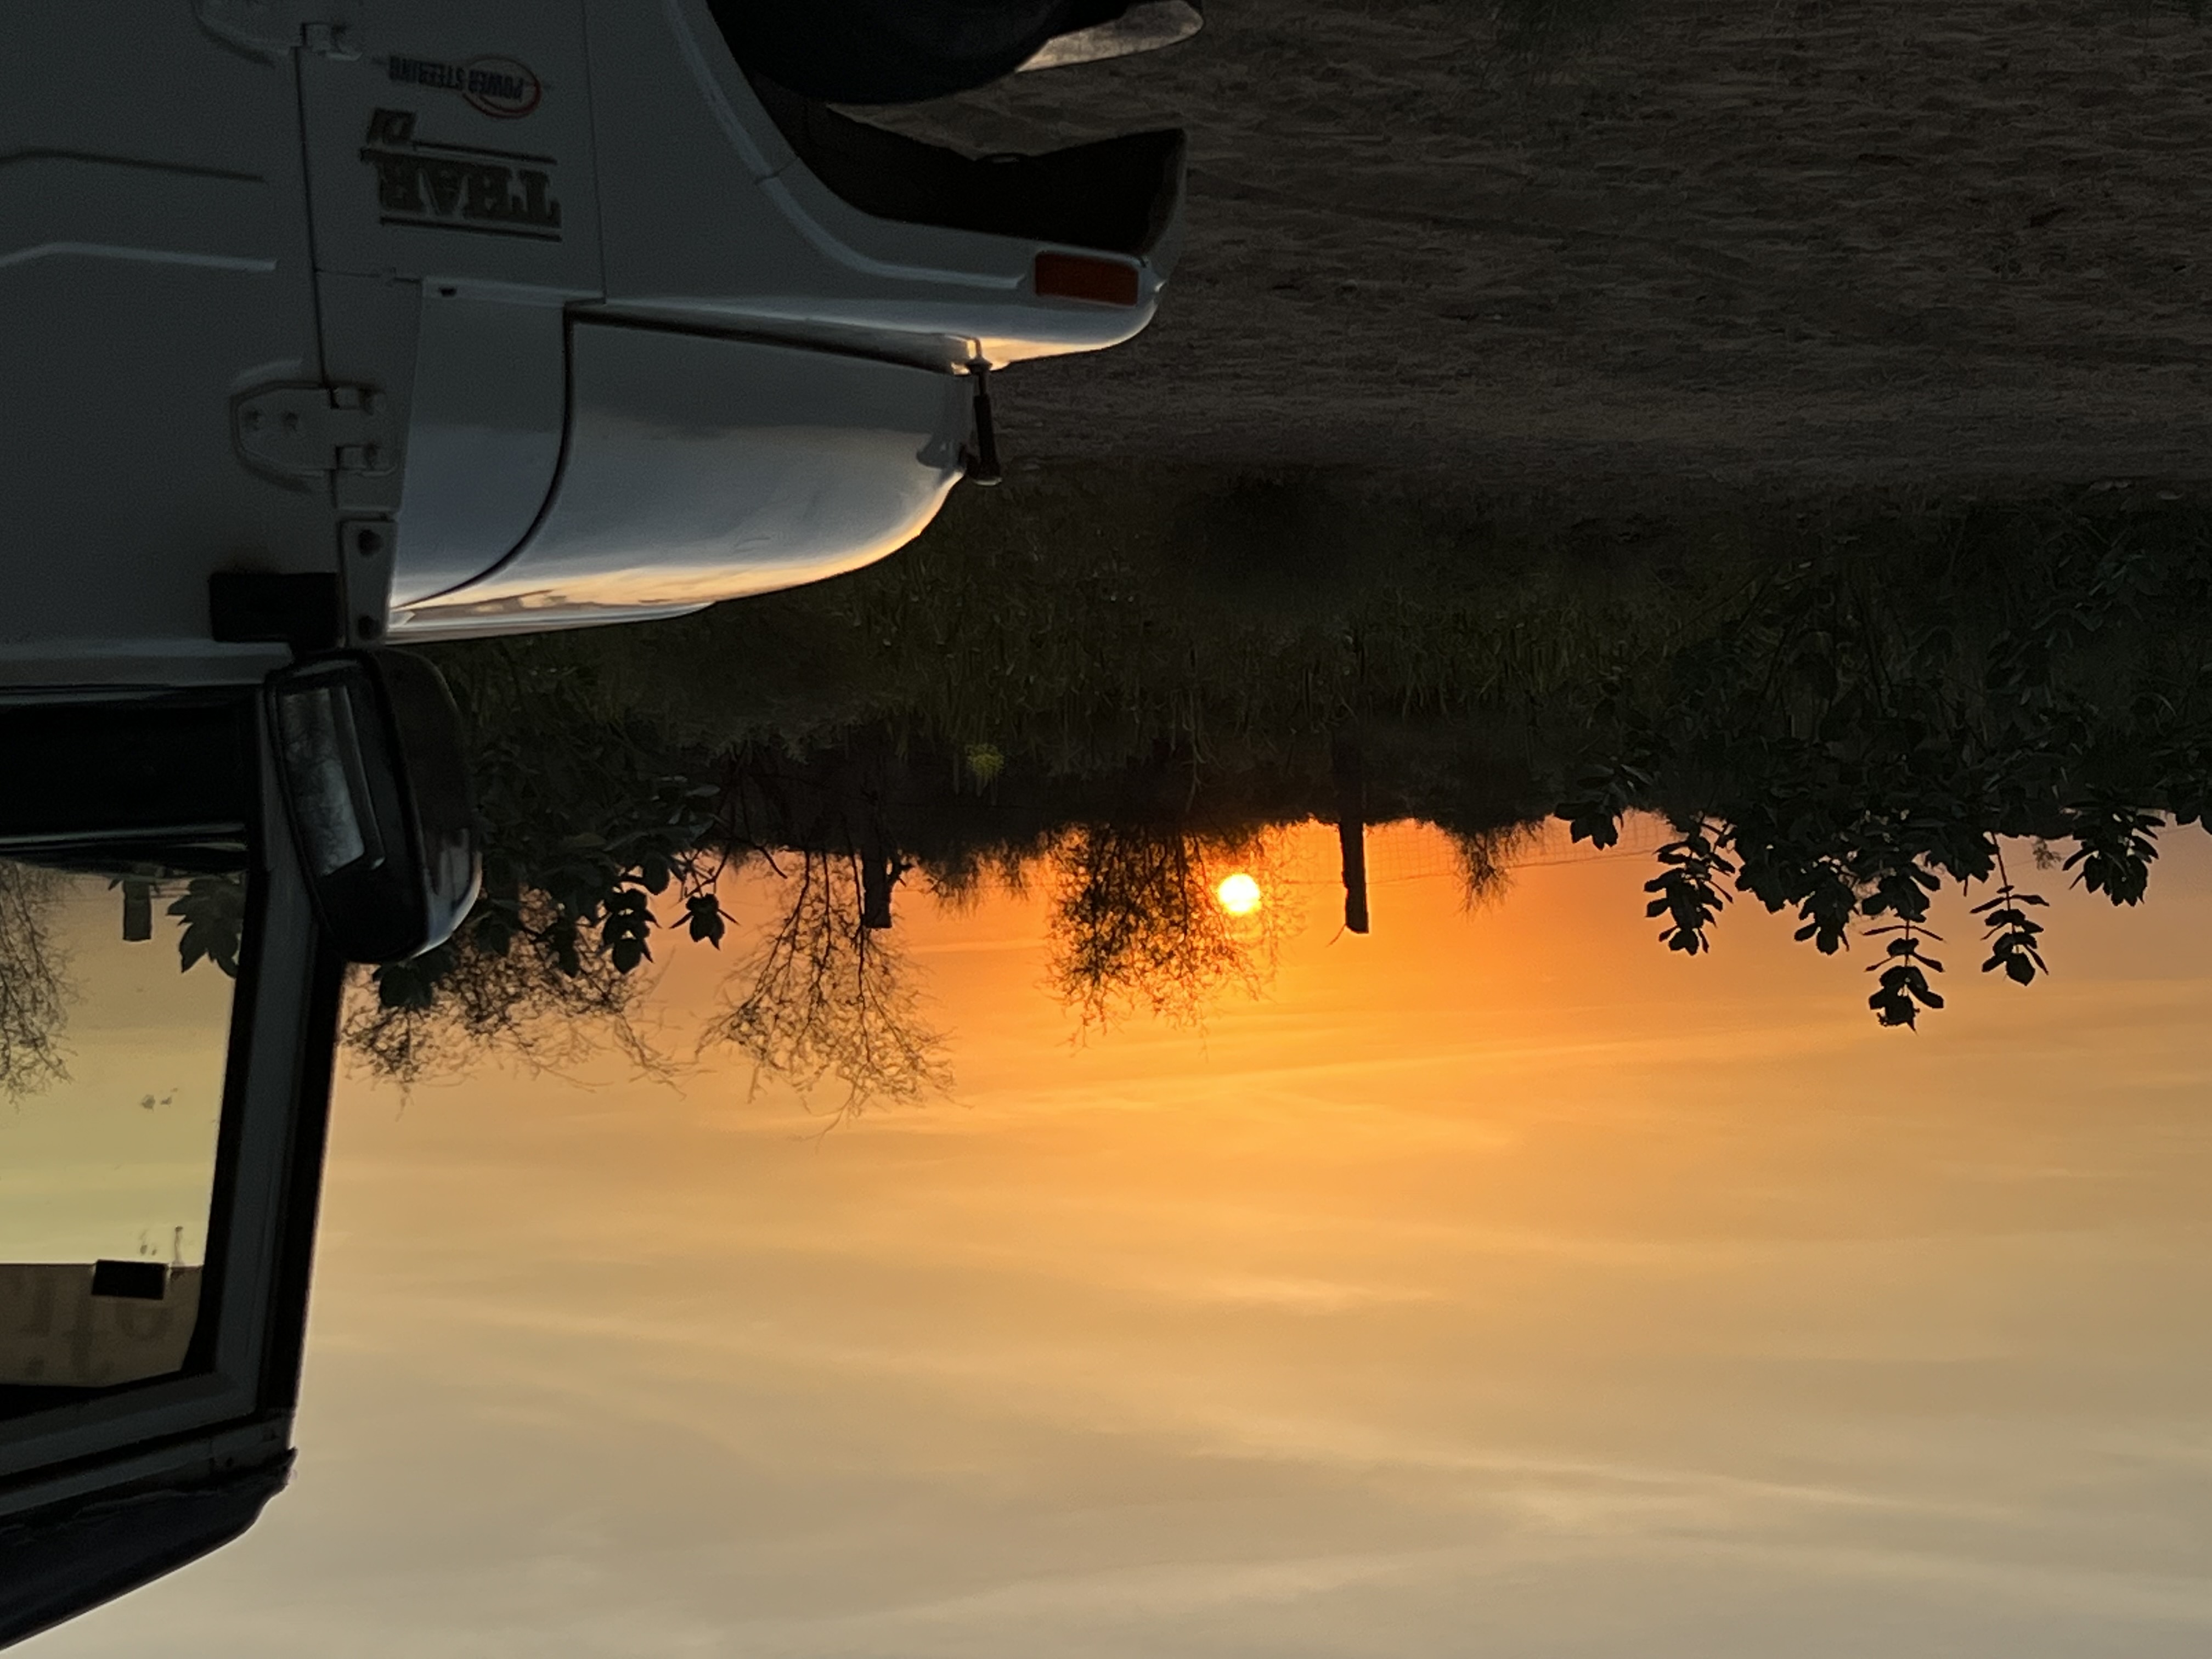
left=1267, top=817, right=1670, bottom=891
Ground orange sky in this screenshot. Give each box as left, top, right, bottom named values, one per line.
left=38, top=819, right=2212, bottom=1657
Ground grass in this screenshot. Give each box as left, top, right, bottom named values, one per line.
left=441, top=465, right=1770, bottom=779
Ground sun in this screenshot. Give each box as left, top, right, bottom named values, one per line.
left=1215, top=872, right=1262, bottom=916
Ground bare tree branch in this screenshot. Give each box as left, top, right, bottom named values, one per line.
left=703, top=850, right=949, bottom=1121
left=0, top=861, right=70, bottom=1101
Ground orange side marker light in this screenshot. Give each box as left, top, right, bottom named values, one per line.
left=1033, top=252, right=1142, bottom=307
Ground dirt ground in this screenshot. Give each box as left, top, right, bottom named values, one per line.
left=875, top=1, right=2212, bottom=493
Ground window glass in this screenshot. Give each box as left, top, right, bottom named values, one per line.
left=0, top=852, right=244, bottom=1400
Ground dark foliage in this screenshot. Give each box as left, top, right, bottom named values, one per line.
left=365, top=483, right=2212, bottom=1075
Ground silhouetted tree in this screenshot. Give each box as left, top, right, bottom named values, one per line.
left=1046, top=826, right=1284, bottom=1029
left=365, top=486, right=2212, bottom=1059
left=1555, top=497, right=2212, bottom=1024
left=342, top=889, right=665, bottom=1086
left=344, top=647, right=728, bottom=1082
left=702, top=850, right=947, bottom=1117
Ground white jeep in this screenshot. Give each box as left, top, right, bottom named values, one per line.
left=0, top=0, right=1190, bottom=1634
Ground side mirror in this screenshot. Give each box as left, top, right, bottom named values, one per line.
left=264, top=650, right=480, bottom=962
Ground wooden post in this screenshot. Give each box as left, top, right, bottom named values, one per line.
left=1332, top=732, right=1370, bottom=935
left=846, top=755, right=896, bottom=931
left=860, top=854, right=895, bottom=930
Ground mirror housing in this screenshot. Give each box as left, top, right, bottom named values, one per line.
left=264, top=650, right=480, bottom=962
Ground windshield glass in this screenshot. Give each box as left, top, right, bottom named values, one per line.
left=0, top=848, right=244, bottom=1402
left=0, top=689, right=253, bottom=1411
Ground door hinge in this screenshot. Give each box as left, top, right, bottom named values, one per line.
left=234, top=385, right=397, bottom=487
left=339, top=517, right=398, bottom=646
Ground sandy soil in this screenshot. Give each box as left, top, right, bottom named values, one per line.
left=873, top=1, right=2212, bottom=492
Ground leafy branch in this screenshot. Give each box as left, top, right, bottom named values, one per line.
left=1865, top=921, right=1944, bottom=1029
left=1972, top=848, right=2049, bottom=986
left=1644, top=820, right=1734, bottom=955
